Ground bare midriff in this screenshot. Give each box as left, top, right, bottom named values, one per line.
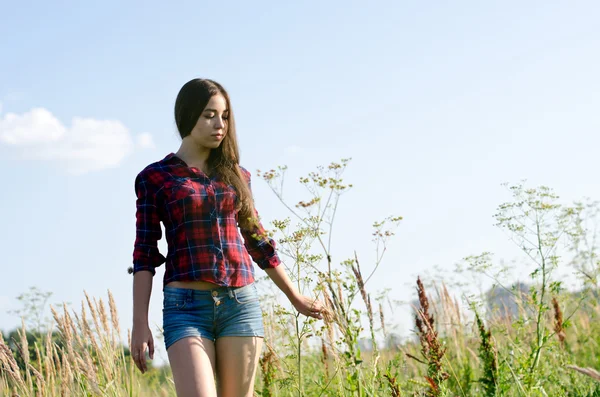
left=165, top=280, right=220, bottom=291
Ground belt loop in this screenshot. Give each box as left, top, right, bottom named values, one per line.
left=186, top=289, right=193, bottom=302
left=228, top=287, right=234, bottom=299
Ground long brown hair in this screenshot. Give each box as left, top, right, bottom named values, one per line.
left=174, top=78, right=256, bottom=231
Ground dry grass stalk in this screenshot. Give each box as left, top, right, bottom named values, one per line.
left=76, top=353, right=100, bottom=391
left=352, top=253, right=379, bottom=362
left=322, top=290, right=337, bottom=326
left=439, top=283, right=464, bottom=361
left=127, top=329, right=132, bottom=364
left=34, top=343, right=44, bottom=393
left=52, top=345, right=62, bottom=383
left=350, top=254, right=376, bottom=330
left=98, top=298, right=111, bottom=340
left=50, top=307, right=65, bottom=339
left=85, top=292, right=102, bottom=339
left=442, top=283, right=460, bottom=329
left=552, top=297, right=566, bottom=345
left=351, top=255, right=368, bottom=307
left=0, top=334, right=24, bottom=387
left=81, top=302, right=102, bottom=366
left=44, top=328, right=55, bottom=380
left=336, top=281, right=345, bottom=311
left=258, top=341, right=279, bottom=397
left=87, top=318, right=112, bottom=379
left=62, top=352, right=74, bottom=392
left=17, top=319, right=33, bottom=392
left=319, top=294, right=338, bottom=365
left=27, top=362, right=45, bottom=392
left=64, top=304, right=85, bottom=354
left=566, top=365, right=600, bottom=381
left=367, top=294, right=374, bottom=329
left=43, top=349, right=54, bottom=393
left=379, top=303, right=387, bottom=338
left=55, top=306, right=76, bottom=365
left=81, top=303, right=95, bottom=343
left=108, top=290, right=122, bottom=342
left=321, top=338, right=330, bottom=378
left=71, top=312, right=86, bottom=351
left=454, top=295, right=462, bottom=326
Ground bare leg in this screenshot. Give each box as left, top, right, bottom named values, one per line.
left=168, top=337, right=217, bottom=397
left=215, top=336, right=263, bottom=397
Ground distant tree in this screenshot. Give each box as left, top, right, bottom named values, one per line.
left=385, top=333, right=402, bottom=351
left=485, top=282, right=531, bottom=320
left=7, top=286, right=54, bottom=333
left=358, top=338, right=374, bottom=352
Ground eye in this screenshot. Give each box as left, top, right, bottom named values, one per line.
left=204, top=113, right=228, bottom=120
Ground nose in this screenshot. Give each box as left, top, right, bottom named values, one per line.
left=214, top=117, right=225, bottom=129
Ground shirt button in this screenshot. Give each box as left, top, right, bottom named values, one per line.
left=212, top=291, right=218, bottom=297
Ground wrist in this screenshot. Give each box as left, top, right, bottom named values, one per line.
left=133, top=317, right=148, bottom=327
left=286, top=289, right=301, bottom=303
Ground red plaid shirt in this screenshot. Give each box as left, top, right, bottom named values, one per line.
left=132, top=153, right=281, bottom=287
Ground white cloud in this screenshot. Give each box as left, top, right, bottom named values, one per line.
left=0, top=108, right=65, bottom=145
left=136, top=132, right=156, bottom=149
left=0, top=107, right=155, bottom=174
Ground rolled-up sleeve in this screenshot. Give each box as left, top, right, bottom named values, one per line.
left=240, top=167, right=281, bottom=270
left=132, top=170, right=166, bottom=275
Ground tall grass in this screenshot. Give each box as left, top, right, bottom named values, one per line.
left=2, top=164, right=600, bottom=396
left=0, top=291, right=172, bottom=396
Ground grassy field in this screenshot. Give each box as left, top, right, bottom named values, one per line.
left=2, top=162, right=599, bottom=396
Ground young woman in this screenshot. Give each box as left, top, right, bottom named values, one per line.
left=130, top=78, right=324, bottom=397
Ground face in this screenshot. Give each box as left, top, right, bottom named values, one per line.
left=188, top=94, right=229, bottom=149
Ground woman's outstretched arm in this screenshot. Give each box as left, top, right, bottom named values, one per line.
left=264, top=266, right=324, bottom=320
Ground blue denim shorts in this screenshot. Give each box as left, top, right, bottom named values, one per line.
left=162, top=283, right=265, bottom=350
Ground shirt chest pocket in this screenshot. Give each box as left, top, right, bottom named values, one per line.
left=163, top=179, right=202, bottom=205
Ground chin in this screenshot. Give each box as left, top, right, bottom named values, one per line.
left=206, top=141, right=223, bottom=149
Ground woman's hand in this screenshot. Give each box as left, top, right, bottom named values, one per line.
left=131, top=323, right=154, bottom=373
left=263, top=266, right=325, bottom=319
left=290, top=294, right=325, bottom=320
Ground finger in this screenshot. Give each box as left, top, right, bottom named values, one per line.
left=310, top=298, right=318, bottom=310
left=148, top=337, right=155, bottom=360
left=310, top=301, right=322, bottom=313
left=311, top=299, right=324, bottom=311
left=140, top=343, right=148, bottom=373
left=316, top=300, right=324, bottom=310
left=313, top=303, right=324, bottom=319
left=304, top=307, right=322, bottom=319
left=133, top=350, right=143, bottom=373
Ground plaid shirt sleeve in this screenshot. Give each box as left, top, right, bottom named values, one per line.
left=239, top=167, right=281, bottom=270
left=132, top=169, right=166, bottom=275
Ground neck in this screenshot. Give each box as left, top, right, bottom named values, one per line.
left=175, top=138, right=211, bottom=170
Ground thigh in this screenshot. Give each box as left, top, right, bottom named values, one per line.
left=168, top=337, right=217, bottom=397
left=216, top=283, right=265, bottom=339
left=215, top=336, right=263, bottom=397
left=162, top=287, right=215, bottom=350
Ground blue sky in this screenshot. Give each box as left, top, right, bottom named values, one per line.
left=1, top=1, right=599, bottom=363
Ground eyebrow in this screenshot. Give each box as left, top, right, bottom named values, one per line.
left=204, top=108, right=229, bottom=113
